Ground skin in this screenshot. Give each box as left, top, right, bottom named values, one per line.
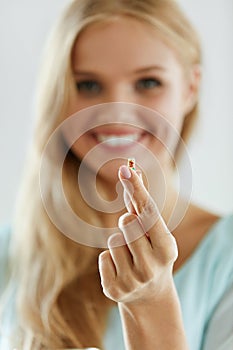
left=66, top=16, right=199, bottom=186
left=63, top=16, right=220, bottom=349
left=100, top=166, right=188, bottom=349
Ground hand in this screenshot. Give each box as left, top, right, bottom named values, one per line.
left=98, top=165, right=178, bottom=304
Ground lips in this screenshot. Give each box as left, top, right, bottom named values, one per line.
left=90, top=129, right=147, bottom=149
left=95, top=133, right=142, bottom=146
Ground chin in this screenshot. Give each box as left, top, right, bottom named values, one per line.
left=96, top=158, right=126, bottom=184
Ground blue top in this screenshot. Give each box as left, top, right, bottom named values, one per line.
left=1, top=215, right=233, bottom=350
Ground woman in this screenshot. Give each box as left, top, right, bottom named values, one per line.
left=1, top=0, right=233, bottom=349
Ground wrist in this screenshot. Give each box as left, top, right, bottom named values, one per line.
left=118, top=277, right=179, bottom=321
left=119, top=272, right=175, bottom=306
left=117, top=280, right=189, bottom=350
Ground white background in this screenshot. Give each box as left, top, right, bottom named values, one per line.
left=0, top=0, right=233, bottom=224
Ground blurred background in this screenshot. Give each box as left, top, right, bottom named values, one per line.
left=0, top=0, right=233, bottom=224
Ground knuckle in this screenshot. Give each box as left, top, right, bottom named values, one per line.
left=156, top=235, right=178, bottom=264
left=118, top=213, right=144, bottom=242
left=118, top=212, right=138, bottom=228
left=134, top=264, right=155, bottom=283
left=103, top=279, right=132, bottom=302
left=139, top=198, right=157, bottom=217
left=132, top=178, right=143, bottom=193
left=103, top=282, right=121, bottom=301
left=139, top=200, right=159, bottom=232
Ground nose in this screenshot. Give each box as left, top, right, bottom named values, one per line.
left=89, top=84, right=143, bottom=125
left=93, top=97, right=141, bottom=126
left=102, top=85, right=136, bottom=105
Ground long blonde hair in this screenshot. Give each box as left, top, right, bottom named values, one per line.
left=5, top=0, right=201, bottom=348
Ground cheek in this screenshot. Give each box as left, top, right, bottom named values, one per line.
left=65, top=136, right=124, bottom=183
left=62, top=117, right=89, bottom=162
left=66, top=82, right=95, bottom=117
left=69, top=137, right=87, bottom=160
left=151, top=87, right=186, bottom=133
left=145, top=90, right=186, bottom=160
left=66, top=94, right=85, bottom=117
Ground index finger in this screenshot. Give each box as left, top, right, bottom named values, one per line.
left=118, top=165, right=170, bottom=241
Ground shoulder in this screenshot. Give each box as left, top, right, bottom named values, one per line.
left=196, top=210, right=233, bottom=264
left=203, top=284, right=233, bottom=349
left=175, top=209, right=233, bottom=307
left=200, top=213, right=233, bottom=349
left=173, top=205, right=222, bottom=272
left=178, top=207, right=233, bottom=276
left=204, top=213, right=233, bottom=284
left=174, top=211, right=233, bottom=348
left=174, top=205, right=233, bottom=294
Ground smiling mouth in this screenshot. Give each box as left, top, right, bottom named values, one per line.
left=92, top=132, right=147, bottom=148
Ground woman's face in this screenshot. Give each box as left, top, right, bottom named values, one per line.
left=64, top=16, right=198, bottom=182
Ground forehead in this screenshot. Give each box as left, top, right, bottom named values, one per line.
left=72, top=16, right=181, bottom=72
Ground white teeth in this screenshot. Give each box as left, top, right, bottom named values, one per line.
left=96, top=134, right=140, bottom=146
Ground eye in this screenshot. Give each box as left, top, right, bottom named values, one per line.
left=75, top=80, right=101, bottom=95
left=136, top=78, right=162, bottom=91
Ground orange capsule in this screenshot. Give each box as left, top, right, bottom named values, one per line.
left=127, top=158, right=136, bottom=170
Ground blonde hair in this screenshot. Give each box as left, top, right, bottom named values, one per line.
left=4, top=0, right=201, bottom=348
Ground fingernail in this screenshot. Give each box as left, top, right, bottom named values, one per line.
left=119, top=165, right=131, bottom=179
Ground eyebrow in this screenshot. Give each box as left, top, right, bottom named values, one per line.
left=134, top=65, right=166, bottom=73
left=73, top=65, right=166, bottom=76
